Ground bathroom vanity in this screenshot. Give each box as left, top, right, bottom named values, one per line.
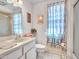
left=0, top=37, right=36, bottom=59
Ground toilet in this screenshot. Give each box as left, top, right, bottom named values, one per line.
left=35, top=44, right=46, bottom=57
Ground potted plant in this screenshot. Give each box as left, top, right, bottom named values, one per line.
left=31, top=28, right=37, bottom=37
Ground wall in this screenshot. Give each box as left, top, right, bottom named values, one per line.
left=66, top=0, right=77, bottom=59
left=21, top=0, right=32, bottom=34
left=32, top=0, right=63, bottom=45
left=32, top=1, right=77, bottom=59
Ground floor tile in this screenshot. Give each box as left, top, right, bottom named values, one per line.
left=37, top=52, right=66, bottom=59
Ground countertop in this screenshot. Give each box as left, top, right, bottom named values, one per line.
left=0, top=37, right=35, bottom=58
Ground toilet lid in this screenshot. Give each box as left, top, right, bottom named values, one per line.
left=35, top=44, right=46, bottom=49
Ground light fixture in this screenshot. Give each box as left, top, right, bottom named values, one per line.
left=38, top=15, right=43, bottom=23
left=7, top=0, right=14, bottom=3
left=7, top=0, right=23, bottom=6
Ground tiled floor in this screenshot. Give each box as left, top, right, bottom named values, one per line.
left=37, top=45, right=67, bottom=59
left=37, top=52, right=66, bottom=59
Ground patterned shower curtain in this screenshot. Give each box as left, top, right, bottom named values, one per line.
left=47, top=1, right=65, bottom=45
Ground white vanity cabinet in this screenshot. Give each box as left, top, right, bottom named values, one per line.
left=20, top=48, right=36, bottom=59
left=1, top=48, right=22, bottom=59
left=0, top=39, right=36, bottom=59
left=24, top=41, right=36, bottom=59
left=20, top=40, right=36, bottom=59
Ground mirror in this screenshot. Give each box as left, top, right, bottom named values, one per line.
left=0, top=13, right=12, bottom=36
left=0, top=3, right=23, bottom=37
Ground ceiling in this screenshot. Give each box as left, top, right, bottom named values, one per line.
left=0, top=0, right=21, bottom=13
left=0, top=0, right=48, bottom=5
left=0, top=0, right=47, bottom=13
left=26, top=0, right=47, bottom=4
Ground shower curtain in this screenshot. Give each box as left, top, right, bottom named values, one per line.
left=47, top=0, right=65, bottom=45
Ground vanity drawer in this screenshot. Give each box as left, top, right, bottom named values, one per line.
left=23, top=41, right=35, bottom=53
left=1, top=48, right=22, bottom=59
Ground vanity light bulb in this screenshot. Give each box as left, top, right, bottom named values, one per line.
left=18, top=0, right=23, bottom=5
left=39, top=16, right=43, bottom=20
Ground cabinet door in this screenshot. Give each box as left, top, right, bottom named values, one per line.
left=26, top=48, right=36, bottom=59
left=1, top=48, right=22, bottom=59
left=24, top=41, right=35, bottom=54
left=19, top=55, right=25, bottom=59
left=1, top=56, right=8, bottom=59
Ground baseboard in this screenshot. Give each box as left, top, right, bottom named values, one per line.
left=73, top=53, right=77, bottom=59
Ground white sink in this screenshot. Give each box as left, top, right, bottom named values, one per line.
left=0, top=40, right=17, bottom=49
left=14, top=37, right=32, bottom=43
left=0, top=37, right=32, bottom=49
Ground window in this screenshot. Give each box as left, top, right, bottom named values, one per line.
left=48, top=2, right=65, bottom=43
left=13, top=13, right=23, bottom=35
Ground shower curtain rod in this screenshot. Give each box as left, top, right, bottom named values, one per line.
left=48, top=1, right=64, bottom=7
left=74, top=0, right=79, bottom=7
